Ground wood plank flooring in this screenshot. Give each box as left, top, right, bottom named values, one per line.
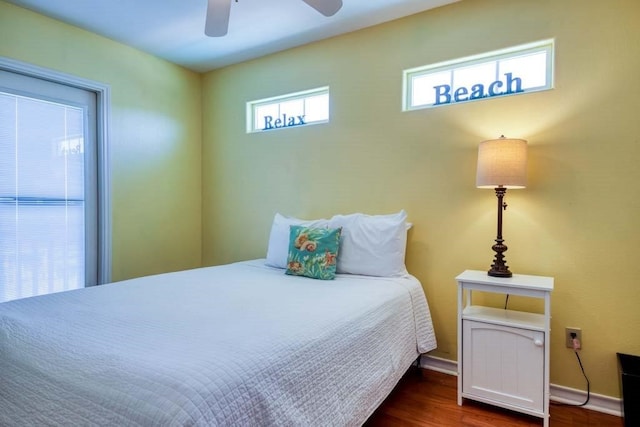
left=364, top=368, right=624, bottom=427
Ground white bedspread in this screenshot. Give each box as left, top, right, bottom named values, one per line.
left=0, top=260, right=436, bottom=426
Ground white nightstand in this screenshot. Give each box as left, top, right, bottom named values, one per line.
left=456, top=270, right=554, bottom=427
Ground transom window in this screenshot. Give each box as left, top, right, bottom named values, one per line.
left=247, top=87, right=329, bottom=133
left=403, top=39, right=554, bottom=110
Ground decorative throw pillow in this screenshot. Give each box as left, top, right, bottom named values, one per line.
left=285, top=225, right=341, bottom=280
left=265, top=213, right=329, bottom=269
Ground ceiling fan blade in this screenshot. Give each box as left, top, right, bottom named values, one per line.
left=205, top=0, right=231, bottom=37
left=301, top=0, right=343, bottom=17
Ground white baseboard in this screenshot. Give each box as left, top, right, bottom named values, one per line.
left=418, top=354, right=458, bottom=375
left=419, top=354, right=622, bottom=418
left=550, top=383, right=622, bottom=417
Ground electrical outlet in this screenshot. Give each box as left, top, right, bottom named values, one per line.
left=565, top=327, right=582, bottom=349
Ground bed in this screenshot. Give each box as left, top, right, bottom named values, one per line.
left=0, top=260, right=436, bottom=426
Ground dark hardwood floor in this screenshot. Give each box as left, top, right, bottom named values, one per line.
left=364, top=368, right=623, bottom=427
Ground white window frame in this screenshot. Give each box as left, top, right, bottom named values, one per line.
left=246, top=86, right=329, bottom=133
left=0, top=56, right=112, bottom=285
left=403, top=39, right=554, bottom=111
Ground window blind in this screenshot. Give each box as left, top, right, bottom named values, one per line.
left=0, top=91, right=87, bottom=302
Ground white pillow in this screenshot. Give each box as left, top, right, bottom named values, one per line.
left=265, top=213, right=329, bottom=269
left=329, top=210, right=410, bottom=277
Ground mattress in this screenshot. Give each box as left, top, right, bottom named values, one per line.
left=0, top=259, right=436, bottom=426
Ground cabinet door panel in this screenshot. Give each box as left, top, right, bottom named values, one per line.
left=462, top=320, right=544, bottom=412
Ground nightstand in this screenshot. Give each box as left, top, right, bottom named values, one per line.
left=456, top=270, right=554, bottom=427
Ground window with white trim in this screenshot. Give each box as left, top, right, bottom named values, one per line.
left=247, top=87, right=329, bottom=133
left=403, top=39, right=554, bottom=110
left=0, top=59, right=111, bottom=303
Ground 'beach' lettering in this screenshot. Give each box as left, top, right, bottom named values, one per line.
left=433, top=73, right=524, bottom=105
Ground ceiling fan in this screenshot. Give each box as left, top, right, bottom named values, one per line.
left=205, top=0, right=343, bottom=37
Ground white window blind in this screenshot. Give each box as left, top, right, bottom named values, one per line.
left=0, top=70, right=97, bottom=303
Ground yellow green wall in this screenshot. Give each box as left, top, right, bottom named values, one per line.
left=202, top=0, right=640, bottom=398
left=0, top=1, right=203, bottom=281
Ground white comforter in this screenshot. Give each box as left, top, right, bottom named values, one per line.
left=0, top=260, right=436, bottom=426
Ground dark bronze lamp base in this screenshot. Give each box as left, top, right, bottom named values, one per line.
left=488, top=265, right=512, bottom=277
left=487, top=187, right=513, bottom=278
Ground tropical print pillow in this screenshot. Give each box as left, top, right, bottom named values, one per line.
left=285, top=225, right=341, bottom=280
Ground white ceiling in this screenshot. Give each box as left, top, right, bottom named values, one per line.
left=5, top=0, right=459, bottom=72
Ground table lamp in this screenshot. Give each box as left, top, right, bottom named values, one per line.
left=476, top=135, right=527, bottom=277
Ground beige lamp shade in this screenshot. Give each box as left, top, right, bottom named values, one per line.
left=476, top=136, right=527, bottom=189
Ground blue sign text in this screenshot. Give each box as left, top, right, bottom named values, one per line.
left=433, top=72, right=524, bottom=105
left=263, top=114, right=306, bottom=130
